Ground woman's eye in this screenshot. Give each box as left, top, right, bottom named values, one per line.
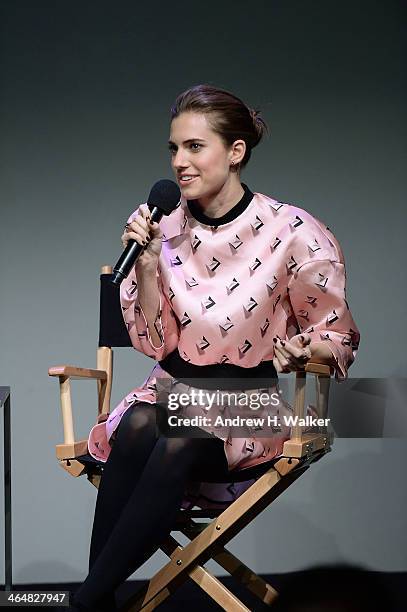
left=167, top=143, right=202, bottom=154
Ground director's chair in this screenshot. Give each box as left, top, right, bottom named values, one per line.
left=49, top=266, right=334, bottom=611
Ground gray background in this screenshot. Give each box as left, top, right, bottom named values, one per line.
left=1, top=0, right=406, bottom=585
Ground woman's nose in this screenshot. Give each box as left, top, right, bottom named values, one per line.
left=172, top=149, right=188, bottom=169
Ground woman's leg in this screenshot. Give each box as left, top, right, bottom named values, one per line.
left=74, top=429, right=229, bottom=610
left=88, top=401, right=168, bottom=571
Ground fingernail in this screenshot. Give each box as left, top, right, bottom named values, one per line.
left=273, top=337, right=277, bottom=343
left=300, top=335, right=304, bottom=342
left=280, top=340, right=285, bottom=346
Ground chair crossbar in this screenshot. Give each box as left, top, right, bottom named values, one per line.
left=210, top=543, right=278, bottom=605
left=160, top=535, right=252, bottom=611
left=176, top=523, right=279, bottom=606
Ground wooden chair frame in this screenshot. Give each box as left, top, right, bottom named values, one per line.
left=49, top=266, right=334, bottom=611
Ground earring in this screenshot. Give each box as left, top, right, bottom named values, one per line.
left=231, top=161, right=235, bottom=166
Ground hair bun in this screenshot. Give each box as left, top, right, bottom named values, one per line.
left=249, top=108, right=259, bottom=121
left=248, top=107, right=267, bottom=147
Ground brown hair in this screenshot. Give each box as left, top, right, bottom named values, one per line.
left=170, top=84, right=268, bottom=169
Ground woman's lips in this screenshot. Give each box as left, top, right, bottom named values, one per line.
left=178, top=176, right=199, bottom=185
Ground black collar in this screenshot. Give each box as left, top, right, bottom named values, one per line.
left=187, top=183, right=254, bottom=227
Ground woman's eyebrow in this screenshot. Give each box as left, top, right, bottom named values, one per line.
left=168, top=138, right=206, bottom=145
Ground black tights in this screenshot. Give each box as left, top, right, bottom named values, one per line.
left=74, top=402, right=230, bottom=610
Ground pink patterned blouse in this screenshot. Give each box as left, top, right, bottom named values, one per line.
left=87, top=185, right=360, bottom=509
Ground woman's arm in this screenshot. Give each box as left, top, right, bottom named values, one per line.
left=135, top=265, right=162, bottom=349
left=286, top=258, right=360, bottom=380
left=120, top=261, right=179, bottom=360
left=119, top=205, right=180, bottom=360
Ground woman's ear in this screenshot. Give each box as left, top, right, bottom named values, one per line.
left=230, top=139, right=246, bottom=165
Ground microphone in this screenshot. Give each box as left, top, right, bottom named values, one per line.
left=111, top=180, right=181, bottom=286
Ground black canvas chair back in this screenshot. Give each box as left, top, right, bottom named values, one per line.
left=99, top=272, right=133, bottom=348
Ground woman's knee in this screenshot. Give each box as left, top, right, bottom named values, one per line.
left=113, top=403, right=161, bottom=453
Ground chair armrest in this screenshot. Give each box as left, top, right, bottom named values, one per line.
left=282, top=359, right=333, bottom=459
left=305, top=361, right=333, bottom=376
left=48, top=365, right=107, bottom=380
left=49, top=364, right=108, bottom=450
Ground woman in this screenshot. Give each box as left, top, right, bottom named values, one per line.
left=73, top=85, right=360, bottom=610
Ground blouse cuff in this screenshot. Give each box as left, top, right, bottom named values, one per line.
left=136, top=293, right=165, bottom=352
left=309, top=334, right=355, bottom=382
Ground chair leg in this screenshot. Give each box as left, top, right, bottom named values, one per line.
left=121, top=535, right=251, bottom=612
left=185, top=564, right=251, bottom=611
left=162, top=535, right=252, bottom=611
left=211, top=545, right=278, bottom=606
left=178, top=522, right=278, bottom=606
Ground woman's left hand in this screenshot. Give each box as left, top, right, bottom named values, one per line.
left=272, top=333, right=312, bottom=373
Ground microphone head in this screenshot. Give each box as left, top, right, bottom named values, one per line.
left=147, top=180, right=181, bottom=215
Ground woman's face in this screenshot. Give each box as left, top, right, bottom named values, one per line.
left=168, top=111, right=236, bottom=200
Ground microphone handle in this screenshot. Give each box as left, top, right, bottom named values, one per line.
left=111, top=206, right=163, bottom=286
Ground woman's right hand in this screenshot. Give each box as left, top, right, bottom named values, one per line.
left=121, top=203, right=163, bottom=271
